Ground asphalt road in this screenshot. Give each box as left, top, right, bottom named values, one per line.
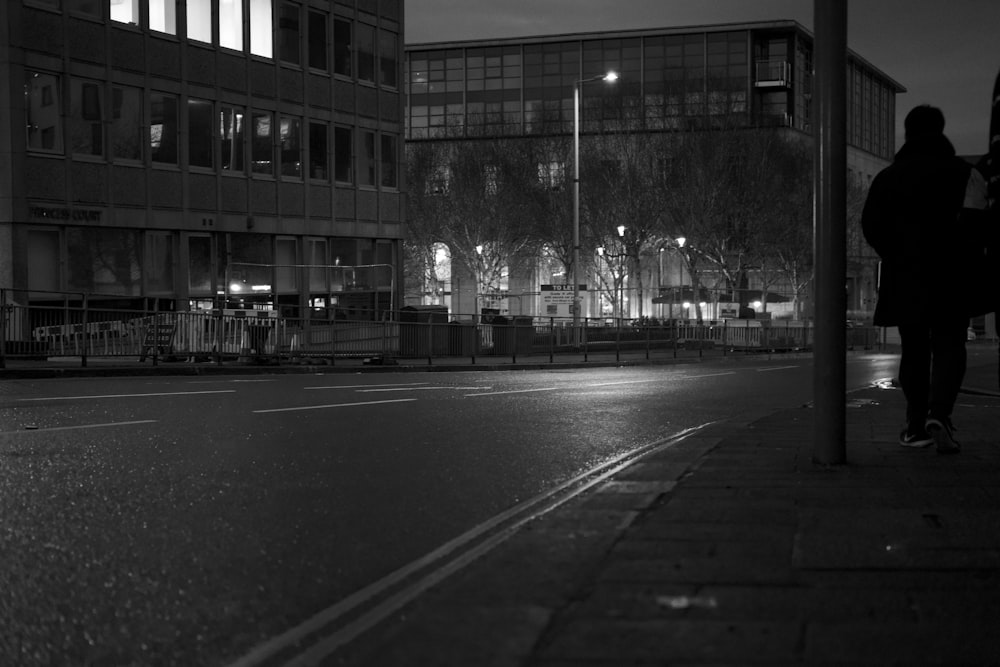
left=0, top=354, right=898, bottom=665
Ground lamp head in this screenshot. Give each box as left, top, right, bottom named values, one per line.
left=603, top=71, right=619, bottom=83
left=676, top=236, right=686, bottom=248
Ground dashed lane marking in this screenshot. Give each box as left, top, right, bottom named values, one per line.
left=0, top=419, right=158, bottom=435
left=305, top=382, right=431, bottom=390
left=253, top=398, right=417, bottom=414
left=18, top=390, right=237, bottom=402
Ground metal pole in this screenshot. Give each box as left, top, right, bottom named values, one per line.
left=572, top=81, right=582, bottom=344
left=813, top=0, right=848, bottom=465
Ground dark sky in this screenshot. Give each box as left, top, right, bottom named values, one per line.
left=406, top=0, right=1000, bottom=157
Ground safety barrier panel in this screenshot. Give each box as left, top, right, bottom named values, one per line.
left=2, top=290, right=892, bottom=369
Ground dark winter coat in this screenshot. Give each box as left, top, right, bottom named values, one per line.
left=861, top=134, right=991, bottom=326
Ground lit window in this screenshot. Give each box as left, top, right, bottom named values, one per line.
left=69, top=78, right=104, bottom=157
left=219, top=0, right=243, bottom=50
left=220, top=107, right=245, bottom=171
left=149, top=0, right=177, bottom=34
left=110, top=0, right=140, bottom=25
left=186, top=0, right=211, bottom=43
left=250, top=0, right=273, bottom=58
left=280, top=116, right=302, bottom=178
left=25, top=71, right=63, bottom=154
left=150, top=93, right=179, bottom=164
left=188, top=98, right=214, bottom=168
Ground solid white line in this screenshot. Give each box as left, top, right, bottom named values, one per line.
left=756, top=365, right=799, bottom=372
left=228, top=422, right=717, bottom=667
left=2, top=420, right=158, bottom=435
left=19, top=390, right=237, bottom=402
left=682, top=372, right=737, bottom=379
left=464, top=387, right=562, bottom=397
left=305, top=382, right=431, bottom=390
left=253, top=398, right=417, bottom=414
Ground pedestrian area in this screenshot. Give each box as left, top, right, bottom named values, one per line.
left=332, top=360, right=1000, bottom=666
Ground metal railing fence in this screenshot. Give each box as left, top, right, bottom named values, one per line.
left=2, top=289, right=887, bottom=368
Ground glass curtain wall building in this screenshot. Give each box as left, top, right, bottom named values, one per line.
left=404, top=21, right=903, bottom=319
left=1, top=0, right=404, bottom=318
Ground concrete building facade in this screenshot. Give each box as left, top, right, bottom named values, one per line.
left=1, top=0, right=404, bottom=318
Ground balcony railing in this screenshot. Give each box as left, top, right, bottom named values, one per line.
left=754, top=60, right=792, bottom=88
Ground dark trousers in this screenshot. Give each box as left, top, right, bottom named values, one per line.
left=897, top=318, right=968, bottom=426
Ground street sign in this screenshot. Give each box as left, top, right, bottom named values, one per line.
left=541, top=284, right=587, bottom=318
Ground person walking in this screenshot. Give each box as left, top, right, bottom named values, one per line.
left=862, top=104, right=990, bottom=454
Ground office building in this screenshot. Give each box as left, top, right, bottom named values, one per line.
left=1, top=0, right=404, bottom=318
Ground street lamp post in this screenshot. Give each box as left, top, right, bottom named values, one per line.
left=573, top=70, right=618, bottom=341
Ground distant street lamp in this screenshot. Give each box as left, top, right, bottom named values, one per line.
left=572, top=70, right=619, bottom=338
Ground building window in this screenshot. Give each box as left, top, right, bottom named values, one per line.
left=65, top=0, right=101, bottom=18
left=25, top=71, right=63, bottom=154
left=308, top=10, right=328, bottom=71
left=379, top=30, right=398, bottom=88
left=146, top=232, right=175, bottom=293
left=334, top=126, right=352, bottom=182
left=220, top=106, right=245, bottom=171
left=186, top=0, right=212, bottom=43
left=278, top=2, right=301, bottom=65
left=67, top=228, right=142, bottom=295
left=149, top=0, right=177, bottom=34
left=333, top=18, right=352, bottom=76
left=250, top=0, right=273, bottom=58
left=359, top=130, right=376, bottom=186
left=356, top=23, right=375, bottom=82
left=151, top=92, right=179, bottom=164
left=280, top=116, right=302, bottom=178
left=309, top=122, right=328, bottom=180
left=112, top=85, right=144, bottom=161
left=220, top=0, right=244, bottom=50
left=188, top=235, right=213, bottom=293
left=380, top=134, right=397, bottom=188
left=111, top=0, right=139, bottom=24
left=251, top=111, right=273, bottom=174
left=188, top=98, right=214, bottom=168
left=69, top=79, right=104, bottom=157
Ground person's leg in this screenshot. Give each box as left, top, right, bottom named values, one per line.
left=897, top=322, right=931, bottom=428
left=927, top=317, right=968, bottom=422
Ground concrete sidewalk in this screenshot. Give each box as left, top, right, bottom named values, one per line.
left=331, top=357, right=1000, bottom=666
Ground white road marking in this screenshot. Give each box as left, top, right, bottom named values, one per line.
left=584, top=379, right=662, bottom=388
left=357, top=386, right=486, bottom=393
left=229, top=422, right=718, bottom=667
left=681, top=372, right=737, bottom=379
left=464, top=387, right=562, bottom=397
left=305, top=382, right=431, bottom=390
left=253, top=398, right=417, bottom=414
left=1, top=420, right=158, bottom=435
left=18, top=390, right=237, bottom=402
left=756, top=365, right=799, bottom=372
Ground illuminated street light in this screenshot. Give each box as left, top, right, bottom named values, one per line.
left=573, top=70, right=619, bottom=338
